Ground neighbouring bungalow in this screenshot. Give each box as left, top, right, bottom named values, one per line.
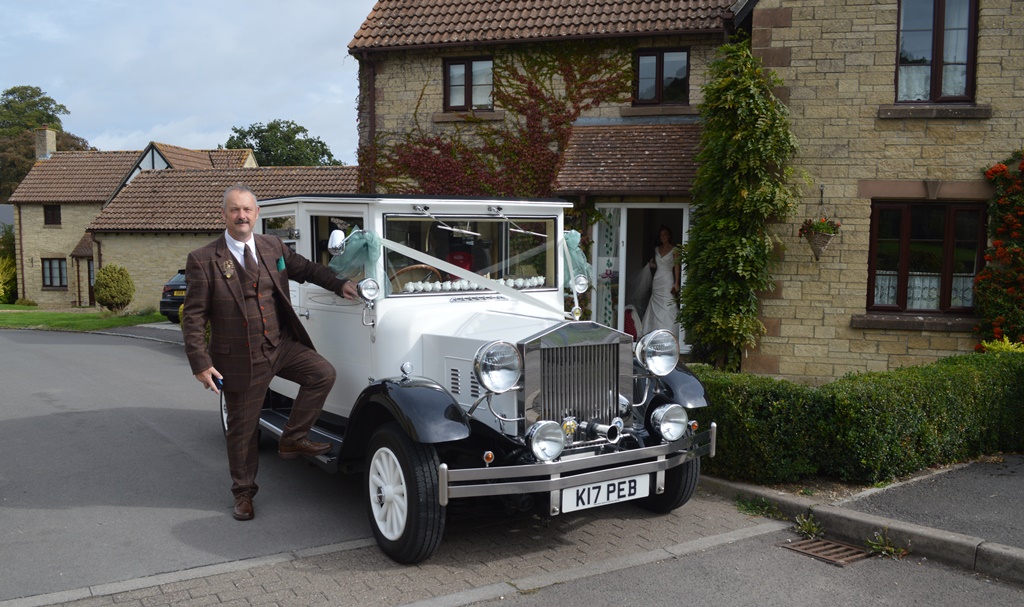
left=87, top=166, right=359, bottom=311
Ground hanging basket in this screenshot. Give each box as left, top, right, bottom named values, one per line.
left=804, top=231, right=836, bottom=261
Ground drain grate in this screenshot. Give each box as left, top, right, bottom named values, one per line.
left=778, top=537, right=872, bottom=567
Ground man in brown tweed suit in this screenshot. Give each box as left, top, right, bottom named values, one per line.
left=183, top=184, right=357, bottom=521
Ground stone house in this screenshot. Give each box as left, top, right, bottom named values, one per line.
left=349, top=0, right=1023, bottom=383
left=86, top=166, right=358, bottom=310
left=747, top=0, right=1022, bottom=382
left=8, top=129, right=255, bottom=307
left=9, top=129, right=358, bottom=312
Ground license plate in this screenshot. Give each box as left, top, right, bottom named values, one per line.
left=561, top=474, right=650, bottom=513
left=173, top=290, right=186, bottom=296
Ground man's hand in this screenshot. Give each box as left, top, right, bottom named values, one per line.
left=195, top=367, right=223, bottom=394
left=339, top=280, right=358, bottom=301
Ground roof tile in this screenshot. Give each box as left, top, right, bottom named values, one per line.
left=350, top=0, right=734, bottom=51
left=8, top=151, right=140, bottom=204
left=88, top=167, right=359, bottom=232
left=553, top=124, right=701, bottom=195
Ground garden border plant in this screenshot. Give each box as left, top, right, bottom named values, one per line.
left=680, top=36, right=806, bottom=371
left=975, top=149, right=1024, bottom=345
left=689, top=341, right=1024, bottom=484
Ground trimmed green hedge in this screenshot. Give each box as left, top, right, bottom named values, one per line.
left=689, top=352, right=1024, bottom=484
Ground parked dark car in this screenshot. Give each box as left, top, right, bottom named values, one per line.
left=159, top=270, right=187, bottom=323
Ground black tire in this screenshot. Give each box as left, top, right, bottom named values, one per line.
left=365, top=422, right=445, bottom=564
left=638, top=456, right=700, bottom=514
left=165, top=314, right=179, bottom=324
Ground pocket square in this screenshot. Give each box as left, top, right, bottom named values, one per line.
left=277, top=256, right=286, bottom=271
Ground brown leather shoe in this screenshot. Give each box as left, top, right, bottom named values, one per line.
left=232, top=495, right=254, bottom=521
left=278, top=437, right=332, bottom=459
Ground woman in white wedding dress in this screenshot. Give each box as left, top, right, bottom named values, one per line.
left=642, top=226, right=680, bottom=336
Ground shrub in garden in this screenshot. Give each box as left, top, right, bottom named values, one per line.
left=686, top=349, right=1024, bottom=485
left=975, top=150, right=1024, bottom=344
left=93, top=264, right=134, bottom=312
left=688, top=365, right=825, bottom=484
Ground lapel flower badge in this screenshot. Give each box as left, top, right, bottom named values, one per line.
left=222, top=258, right=235, bottom=279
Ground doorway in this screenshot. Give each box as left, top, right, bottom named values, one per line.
left=592, top=203, right=690, bottom=352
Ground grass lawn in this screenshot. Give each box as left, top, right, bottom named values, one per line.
left=0, top=306, right=166, bottom=331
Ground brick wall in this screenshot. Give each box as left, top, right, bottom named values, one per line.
left=94, top=232, right=216, bottom=311
left=359, top=35, right=723, bottom=149
left=748, top=0, right=1024, bottom=384
left=16, top=202, right=101, bottom=308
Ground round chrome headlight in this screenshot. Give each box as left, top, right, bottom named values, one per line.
left=634, top=329, right=679, bottom=376
left=473, top=341, right=522, bottom=394
left=526, top=420, right=565, bottom=462
left=571, top=274, right=590, bottom=294
left=651, top=403, right=688, bottom=442
left=357, top=278, right=380, bottom=301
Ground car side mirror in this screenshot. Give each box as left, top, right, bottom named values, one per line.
left=328, top=230, right=347, bottom=256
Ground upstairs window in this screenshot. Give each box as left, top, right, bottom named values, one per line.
left=43, top=204, right=61, bottom=225
left=868, top=201, right=984, bottom=313
left=634, top=49, right=689, bottom=105
left=444, top=58, right=493, bottom=111
left=897, top=0, right=976, bottom=102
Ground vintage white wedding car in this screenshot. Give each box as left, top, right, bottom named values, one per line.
left=248, top=194, right=716, bottom=563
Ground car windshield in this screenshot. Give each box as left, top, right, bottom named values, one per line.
left=383, top=215, right=556, bottom=295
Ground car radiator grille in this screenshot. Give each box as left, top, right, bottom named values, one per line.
left=537, top=342, right=618, bottom=424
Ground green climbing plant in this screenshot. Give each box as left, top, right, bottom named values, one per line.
left=359, top=40, right=632, bottom=198
left=680, top=36, right=805, bottom=370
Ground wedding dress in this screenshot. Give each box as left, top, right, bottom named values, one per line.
left=642, top=247, right=679, bottom=336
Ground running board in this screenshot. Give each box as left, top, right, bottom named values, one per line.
left=259, top=409, right=344, bottom=473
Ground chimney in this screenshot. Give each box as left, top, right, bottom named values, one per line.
left=35, top=125, right=57, bottom=160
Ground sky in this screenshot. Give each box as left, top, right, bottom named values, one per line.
left=1, top=0, right=380, bottom=165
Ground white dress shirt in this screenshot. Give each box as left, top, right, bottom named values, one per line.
left=224, top=231, right=258, bottom=270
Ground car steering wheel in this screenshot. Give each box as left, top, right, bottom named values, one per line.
left=390, top=264, right=443, bottom=290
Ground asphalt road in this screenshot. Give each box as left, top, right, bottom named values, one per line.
left=467, top=528, right=1024, bottom=607
left=842, top=454, right=1024, bottom=550
left=0, top=330, right=367, bottom=602
left=3, top=327, right=1023, bottom=607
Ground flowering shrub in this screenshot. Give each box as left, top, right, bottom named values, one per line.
left=975, top=150, right=1024, bottom=345
left=798, top=216, right=841, bottom=238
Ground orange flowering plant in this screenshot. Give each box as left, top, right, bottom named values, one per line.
left=974, top=149, right=1024, bottom=346
left=798, top=216, right=841, bottom=238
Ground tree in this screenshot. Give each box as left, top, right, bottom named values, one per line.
left=0, top=128, right=92, bottom=204
left=0, top=85, right=69, bottom=136
left=224, top=119, right=342, bottom=166
left=0, top=86, right=91, bottom=203
left=680, top=37, right=805, bottom=370
left=0, top=222, right=16, bottom=303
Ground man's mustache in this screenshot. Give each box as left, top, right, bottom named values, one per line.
left=234, top=219, right=249, bottom=225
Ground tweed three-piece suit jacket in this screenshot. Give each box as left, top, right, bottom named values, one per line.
left=182, top=233, right=347, bottom=391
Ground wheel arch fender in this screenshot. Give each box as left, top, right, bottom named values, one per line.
left=635, top=359, right=711, bottom=410
left=340, top=377, right=471, bottom=461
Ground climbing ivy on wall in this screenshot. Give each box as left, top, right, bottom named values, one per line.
left=680, top=37, right=804, bottom=370
left=358, top=40, right=631, bottom=199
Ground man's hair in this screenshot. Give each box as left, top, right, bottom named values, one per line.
left=222, top=184, right=257, bottom=208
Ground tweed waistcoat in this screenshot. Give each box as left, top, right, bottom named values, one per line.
left=240, top=259, right=283, bottom=358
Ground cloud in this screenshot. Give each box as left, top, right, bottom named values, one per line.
left=2, top=0, right=375, bottom=164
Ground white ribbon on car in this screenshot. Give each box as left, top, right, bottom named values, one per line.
left=378, top=236, right=573, bottom=320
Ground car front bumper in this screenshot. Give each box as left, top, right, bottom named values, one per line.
left=438, top=422, right=716, bottom=515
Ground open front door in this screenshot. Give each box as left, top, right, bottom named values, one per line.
left=592, top=204, right=690, bottom=353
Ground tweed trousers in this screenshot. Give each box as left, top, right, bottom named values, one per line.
left=223, top=337, right=336, bottom=498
